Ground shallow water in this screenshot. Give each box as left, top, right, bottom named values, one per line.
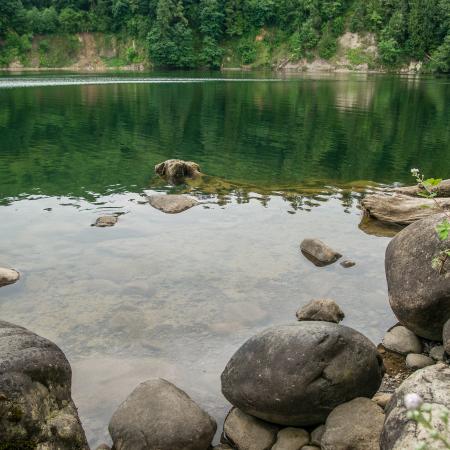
left=0, top=72, right=449, bottom=446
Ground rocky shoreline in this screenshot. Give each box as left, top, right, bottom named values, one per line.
left=1, top=161, right=449, bottom=449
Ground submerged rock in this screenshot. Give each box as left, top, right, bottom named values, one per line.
left=300, top=238, right=342, bottom=266
left=321, top=397, right=385, bottom=450
left=221, top=322, right=384, bottom=427
left=381, top=364, right=450, bottom=449
left=109, top=378, right=216, bottom=450
left=93, top=215, right=118, bottom=227
left=382, top=326, right=422, bottom=355
left=147, top=194, right=199, bottom=214
left=296, top=299, right=345, bottom=323
left=223, top=407, right=279, bottom=450
left=155, top=159, right=201, bottom=184
left=340, top=259, right=356, bottom=268
left=0, top=267, right=20, bottom=287
left=385, top=213, right=450, bottom=340
left=0, top=321, right=88, bottom=450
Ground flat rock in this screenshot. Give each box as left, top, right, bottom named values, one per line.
left=385, top=213, right=450, bottom=340
left=223, top=408, right=279, bottom=450
left=0, top=321, right=88, bottom=449
left=109, top=378, right=216, bottom=450
left=93, top=215, right=118, bottom=227
left=321, top=397, right=385, bottom=450
left=444, top=319, right=450, bottom=355
left=221, top=322, right=384, bottom=426
left=300, top=238, right=342, bottom=266
left=147, top=194, right=199, bottom=214
left=395, top=179, right=450, bottom=197
left=362, top=193, right=450, bottom=225
left=0, top=267, right=20, bottom=287
left=381, top=363, right=450, bottom=449
left=429, top=345, right=445, bottom=361
left=271, top=427, right=309, bottom=450
left=310, top=424, right=325, bottom=446
left=382, top=326, right=422, bottom=355
left=405, top=353, right=434, bottom=370
left=296, top=299, right=345, bottom=323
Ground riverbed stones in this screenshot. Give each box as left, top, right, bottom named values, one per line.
left=93, top=215, right=118, bottom=227
left=221, top=322, right=384, bottom=426
left=0, top=267, right=20, bottom=287
left=147, top=194, right=199, bottom=214
left=296, top=299, right=345, bottom=323
left=382, top=326, right=422, bottom=355
left=405, top=353, right=434, bottom=370
left=385, top=213, right=450, bottom=340
left=155, top=159, right=201, bottom=184
left=271, top=427, right=309, bottom=450
left=109, top=378, right=216, bottom=450
left=223, top=408, right=279, bottom=450
left=372, top=392, right=393, bottom=409
left=321, top=397, right=385, bottom=450
left=300, top=238, right=342, bottom=266
left=0, top=321, right=88, bottom=450
left=381, top=363, right=450, bottom=449
left=444, top=319, right=450, bottom=354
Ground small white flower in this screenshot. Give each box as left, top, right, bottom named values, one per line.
left=410, top=168, right=420, bottom=177
left=404, top=393, right=423, bottom=410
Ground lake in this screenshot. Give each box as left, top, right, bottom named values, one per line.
left=0, top=72, right=449, bottom=447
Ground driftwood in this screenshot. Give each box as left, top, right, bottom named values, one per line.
left=361, top=193, right=450, bottom=225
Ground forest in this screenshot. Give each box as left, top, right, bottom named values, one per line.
left=0, top=0, right=449, bottom=71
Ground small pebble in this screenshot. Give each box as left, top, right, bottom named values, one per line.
left=372, top=392, right=392, bottom=409
left=92, top=215, right=118, bottom=227
left=340, top=259, right=356, bottom=268
left=429, top=345, right=445, bottom=361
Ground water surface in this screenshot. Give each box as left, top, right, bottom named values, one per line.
left=0, top=72, right=449, bottom=446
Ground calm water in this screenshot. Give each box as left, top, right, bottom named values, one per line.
left=0, top=72, right=449, bottom=446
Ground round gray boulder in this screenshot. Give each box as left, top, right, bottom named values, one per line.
left=109, top=378, right=216, bottom=450
left=385, top=213, right=450, bottom=340
left=0, top=321, right=88, bottom=450
left=221, top=322, right=384, bottom=426
left=381, top=363, right=450, bottom=449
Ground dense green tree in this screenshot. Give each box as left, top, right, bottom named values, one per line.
left=147, top=0, right=195, bottom=68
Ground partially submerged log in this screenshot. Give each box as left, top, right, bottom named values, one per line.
left=361, top=193, right=450, bottom=226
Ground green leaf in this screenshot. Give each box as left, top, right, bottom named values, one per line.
left=423, top=178, right=442, bottom=187
left=436, top=219, right=450, bottom=241
left=418, top=191, right=431, bottom=198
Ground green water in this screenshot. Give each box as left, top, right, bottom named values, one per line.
left=0, top=72, right=449, bottom=447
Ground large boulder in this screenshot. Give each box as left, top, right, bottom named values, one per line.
left=0, top=267, right=20, bottom=287
left=321, top=397, right=385, bottom=450
left=155, top=159, right=201, bottom=184
left=385, top=213, right=450, bottom=340
left=381, top=363, right=450, bottom=449
left=221, top=322, right=384, bottom=427
left=109, top=378, right=216, bottom=450
left=0, top=321, right=88, bottom=450
left=147, top=194, right=199, bottom=214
